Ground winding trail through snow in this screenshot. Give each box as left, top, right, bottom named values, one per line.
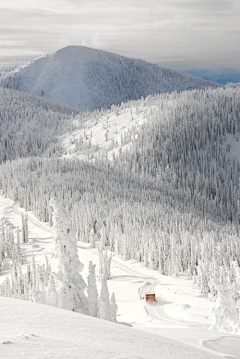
left=89, top=247, right=201, bottom=327
left=11, top=202, right=201, bottom=326
left=12, top=201, right=53, bottom=234
left=10, top=201, right=203, bottom=328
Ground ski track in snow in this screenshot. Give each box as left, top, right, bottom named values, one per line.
left=89, top=247, right=202, bottom=328
left=12, top=201, right=53, bottom=234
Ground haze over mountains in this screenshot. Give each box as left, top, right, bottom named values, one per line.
left=184, top=68, right=240, bottom=86
left=0, top=46, right=219, bottom=111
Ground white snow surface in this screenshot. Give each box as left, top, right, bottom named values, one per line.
left=0, top=297, right=220, bottom=359
left=0, top=195, right=240, bottom=359
left=0, top=46, right=219, bottom=111
left=61, top=100, right=150, bottom=160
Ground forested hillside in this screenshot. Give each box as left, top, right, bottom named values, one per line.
left=0, top=88, right=77, bottom=162
left=0, top=87, right=239, bottom=308
left=0, top=46, right=219, bottom=111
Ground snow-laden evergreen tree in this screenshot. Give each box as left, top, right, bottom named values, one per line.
left=98, top=279, right=111, bottom=321
left=89, top=220, right=100, bottom=248
left=11, top=242, right=24, bottom=298
left=98, top=246, right=105, bottom=281
left=46, top=274, right=58, bottom=307
left=233, top=262, right=240, bottom=320
left=209, top=278, right=239, bottom=333
left=23, top=273, right=29, bottom=300
left=50, top=197, right=88, bottom=314
left=87, top=261, right=98, bottom=317
left=22, top=214, right=28, bottom=243
left=104, top=247, right=113, bottom=280
left=110, top=292, right=118, bottom=322
left=36, top=264, right=47, bottom=304
left=44, top=255, right=51, bottom=286
left=29, top=254, right=45, bottom=303
left=98, top=246, right=113, bottom=281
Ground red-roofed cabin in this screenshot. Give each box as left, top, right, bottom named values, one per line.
left=145, top=293, right=156, bottom=302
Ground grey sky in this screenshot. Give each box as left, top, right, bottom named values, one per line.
left=0, top=0, right=239, bottom=69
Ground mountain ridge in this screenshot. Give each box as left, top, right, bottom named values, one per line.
left=0, top=46, right=220, bottom=111
left=184, top=67, right=240, bottom=85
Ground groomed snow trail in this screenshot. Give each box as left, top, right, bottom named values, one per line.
left=90, top=248, right=201, bottom=327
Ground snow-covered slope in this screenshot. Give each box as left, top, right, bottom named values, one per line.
left=1, top=196, right=239, bottom=358
left=0, top=46, right=219, bottom=111
left=0, top=196, right=225, bottom=359
left=60, top=87, right=240, bottom=167
left=0, top=296, right=220, bottom=359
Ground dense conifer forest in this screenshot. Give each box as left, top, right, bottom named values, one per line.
left=0, top=86, right=240, bottom=309
left=0, top=88, right=76, bottom=162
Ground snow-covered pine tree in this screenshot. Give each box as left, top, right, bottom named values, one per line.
left=98, top=246, right=113, bottom=281
left=50, top=197, right=88, bottom=314
left=104, top=247, right=113, bottom=280
left=233, top=261, right=240, bottom=320
left=87, top=261, right=98, bottom=317
left=209, top=278, right=239, bottom=333
left=29, top=254, right=39, bottom=302
left=46, top=274, right=58, bottom=307
left=98, top=246, right=104, bottom=281
left=98, top=279, right=111, bottom=321
left=110, top=292, right=118, bottom=322
left=22, top=213, right=28, bottom=243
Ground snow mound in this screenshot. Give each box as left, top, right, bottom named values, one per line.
left=0, top=46, right=219, bottom=111
left=0, top=296, right=220, bottom=359
left=203, top=336, right=240, bottom=358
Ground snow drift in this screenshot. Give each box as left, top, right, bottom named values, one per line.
left=0, top=296, right=219, bottom=359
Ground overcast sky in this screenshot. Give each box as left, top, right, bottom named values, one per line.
left=0, top=0, right=239, bottom=69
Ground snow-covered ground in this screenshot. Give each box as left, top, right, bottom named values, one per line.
left=0, top=296, right=221, bottom=359
left=61, top=101, right=150, bottom=160
left=0, top=195, right=240, bottom=359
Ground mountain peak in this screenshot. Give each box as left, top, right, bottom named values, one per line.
left=0, top=46, right=219, bottom=111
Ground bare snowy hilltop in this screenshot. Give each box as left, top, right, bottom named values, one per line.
left=0, top=46, right=219, bottom=111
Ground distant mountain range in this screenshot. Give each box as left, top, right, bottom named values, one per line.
left=0, top=46, right=219, bottom=111
left=184, top=68, right=240, bottom=85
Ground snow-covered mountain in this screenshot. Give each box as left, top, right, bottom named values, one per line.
left=0, top=46, right=219, bottom=111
